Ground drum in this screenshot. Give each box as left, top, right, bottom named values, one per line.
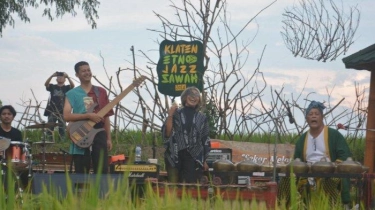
left=4, top=141, right=31, bottom=170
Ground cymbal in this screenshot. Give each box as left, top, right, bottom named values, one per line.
left=33, top=141, right=55, bottom=146
left=0, top=136, right=11, bottom=151
left=26, top=122, right=63, bottom=129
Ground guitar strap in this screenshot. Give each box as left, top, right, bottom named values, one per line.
left=93, top=85, right=100, bottom=105
left=92, top=85, right=103, bottom=129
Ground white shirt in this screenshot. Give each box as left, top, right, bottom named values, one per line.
left=305, top=130, right=330, bottom=164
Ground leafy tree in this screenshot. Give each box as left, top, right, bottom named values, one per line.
left=0, top=0, right=100, bottom=36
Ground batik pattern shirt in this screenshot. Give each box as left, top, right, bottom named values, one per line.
left=162, top=107, right=211, bottom=168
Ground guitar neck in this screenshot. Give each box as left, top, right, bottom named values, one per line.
left=97, top=83, right=136, bottom=117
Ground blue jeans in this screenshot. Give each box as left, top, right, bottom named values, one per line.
left=47, top=112, right=66, bottom=141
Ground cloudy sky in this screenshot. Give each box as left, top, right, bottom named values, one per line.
left=0, top=0, right=373, bottom=128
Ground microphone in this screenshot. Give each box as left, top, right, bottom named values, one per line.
left=337, top=123, right=347, bottom=130
left=336, top=123, right=375, bottom=132
left=286, top=101, right=295, bottom=124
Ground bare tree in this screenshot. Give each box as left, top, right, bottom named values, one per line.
left=12, top=1, right=368, bottom=157
left=281, top=0, right=360, bottom=62
left=144, top=0, right=278, bottom=140
left=94, top=0, right=367, bottom=143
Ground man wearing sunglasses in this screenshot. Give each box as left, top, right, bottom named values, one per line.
left=162, top=86, right=211, bottom=183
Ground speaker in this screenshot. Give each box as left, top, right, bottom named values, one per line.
left=31, top=173, right=126, bottom=198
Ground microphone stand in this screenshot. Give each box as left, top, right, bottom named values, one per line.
left=338, top=126, right=375, bottom=132
left=25, top=145, right=33, bottom=181
left=152, top=132, right=156, bottom=159
left=244, top=111, right=289, bottom=182
left=272, top=116, right=282, bottom=182
left=270, top=113, right=287, bottom=182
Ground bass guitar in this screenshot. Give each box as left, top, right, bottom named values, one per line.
left=68, top=76, right=146, bottom=148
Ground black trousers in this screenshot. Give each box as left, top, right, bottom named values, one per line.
left=166, top=149, right=203, bottom=183
left=73, top=130, right=108, bottom=174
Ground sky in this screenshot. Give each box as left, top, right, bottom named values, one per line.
left=0, top=0, right=374, bottom=129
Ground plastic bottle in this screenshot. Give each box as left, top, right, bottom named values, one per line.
left=135, top=146, right=142, bottom=162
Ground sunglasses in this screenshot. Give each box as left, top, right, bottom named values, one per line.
left=188, top=92, right=200, bottom=98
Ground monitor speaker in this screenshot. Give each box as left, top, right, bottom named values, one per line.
left=31, top=173, right=127, bottom=198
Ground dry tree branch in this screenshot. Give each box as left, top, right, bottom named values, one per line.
left=281, top=0, right=360, bottom=62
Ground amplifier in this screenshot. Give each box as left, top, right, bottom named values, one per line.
left=206, top=148, right=232, bottom=170
left=32, top=173, right=123, bottom=198
left=109, top=163, right=159, bottom=184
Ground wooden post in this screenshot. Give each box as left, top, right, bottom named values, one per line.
left=364, top=71, right=375, bottom=173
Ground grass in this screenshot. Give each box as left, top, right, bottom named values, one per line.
left=0, top=166, right=363, bottom=210
left=7, top=130, right=364, bottom=209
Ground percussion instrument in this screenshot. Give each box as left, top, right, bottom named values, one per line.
left=336, top=157, right=363, bottom=174
left=26, top=122, right=60, bottom=173
left=287, top=158, right=309, bottom=173
left=33, top=141, right=55, bottom=147
left=213, top=159, right=235, bottom=172
left=4, top=141, right=31, bottom=170
left=25, top=122, right=62, bottom=129
left=236, top=159, right=260, bottom=173
left=0, top=136, right=11, bottom=151
left=311, top=157, right=335, bottom=173
left=0, top=139, right=32, bottom=200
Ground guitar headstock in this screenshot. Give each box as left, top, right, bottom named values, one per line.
left=132, top=75, right=146, bottom=87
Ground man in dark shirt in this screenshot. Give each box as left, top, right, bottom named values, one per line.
left=0, top=105, right=29, bottom=190
left=44, top=71, right=75, bottom=141
left=0, top=105, right=22, bottom=141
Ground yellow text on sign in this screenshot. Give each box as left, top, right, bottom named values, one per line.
left=164, top=44, right=198, bottom=54
left=161, top=74, right=198, bottom=84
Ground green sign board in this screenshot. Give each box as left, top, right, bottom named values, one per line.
left=156, top=40, right=205, bottom=96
